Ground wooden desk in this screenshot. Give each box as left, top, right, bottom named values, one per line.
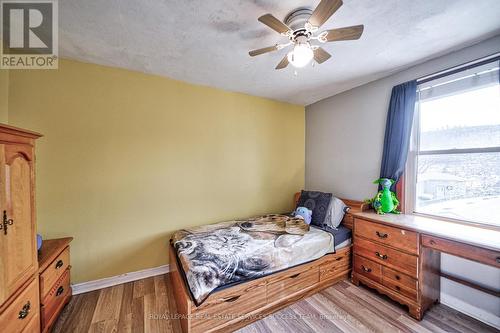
left=353, top=212, right=500, bottom=267
left=351, top=211, right=500, bottom=319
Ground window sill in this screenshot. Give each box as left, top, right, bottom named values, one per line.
left=410, top=211, right=500, bottom=232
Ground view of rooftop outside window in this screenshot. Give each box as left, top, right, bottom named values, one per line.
left=412, top=63, right=500, bottom=227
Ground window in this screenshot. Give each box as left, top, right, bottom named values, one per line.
left=406, top=57, right=500, bottom=227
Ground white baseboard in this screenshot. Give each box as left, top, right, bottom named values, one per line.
left=441, top=293, right=500, bottom=330
left=72, top=264, right=170, bottom=295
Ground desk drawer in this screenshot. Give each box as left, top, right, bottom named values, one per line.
left=40, top=246, right=70, bottom=299
left=354, top=255, right=382, bottom=283
left=422, top=235, right=500, bottom=268
left=354, top=238, right=418, bottom=277
left=355, top=219, right=418, bottom=254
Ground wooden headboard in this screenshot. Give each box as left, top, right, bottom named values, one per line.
left=293, top=192, right=369, bottom=229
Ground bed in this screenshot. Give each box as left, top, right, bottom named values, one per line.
left=169, top=193, right=366, bottom=333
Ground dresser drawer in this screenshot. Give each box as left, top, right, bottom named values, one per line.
left=40, top=246, right=70, bottom=299
left=354, top=255, right=382, bottom=283
left=41, top=268, right=71, bottom=330
left=382, top=267, right=418, bottom=300
left=191, top=283, right=266, bottom=332
left=383, top=267, right=417, bottom=290
left=354, top=238, right=418, bottom=277
left=355, top=219, right=418, bottom=254
left=267, top=266, right=319, bottom=302
left=382, top=276, right=418, bottom=300
left=0, top=278, right=40, bottom=333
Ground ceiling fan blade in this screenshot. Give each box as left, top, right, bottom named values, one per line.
left=275, top=55, right=289, bottom=70
left=258, top=14, right=291, bottom=34
left=308, top=0, right=343, bottom=28
left=325, top=25, right=364, bottom=42
left=313, top=47, right=332, bottom=64
left=249, top=45, right=278, bottom=57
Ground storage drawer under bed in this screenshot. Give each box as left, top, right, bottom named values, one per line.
left=267, top=266, right=320, bottom=303
left=191, top=280, right=266, bottom=332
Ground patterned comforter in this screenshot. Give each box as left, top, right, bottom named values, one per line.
left=171, top=214, right=334, bottom=305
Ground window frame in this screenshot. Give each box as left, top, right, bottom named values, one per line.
left=404, top=56, right=500, bottom=229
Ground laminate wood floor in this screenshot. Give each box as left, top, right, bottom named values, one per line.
left=52, top=274, right=498, bottom=333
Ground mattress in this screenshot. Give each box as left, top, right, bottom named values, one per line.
left=316, top=224, right=352, bottom=249
left=171, top=214, right=352, bottom=305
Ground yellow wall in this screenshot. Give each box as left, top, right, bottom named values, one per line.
left=8, top=59, right=305, bottom=283
left=0, top=68, right=8, bottom=123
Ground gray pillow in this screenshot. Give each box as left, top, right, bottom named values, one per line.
left=296, top=190, right=332, bottom=227
left=324, top=197, right=348, bottom=229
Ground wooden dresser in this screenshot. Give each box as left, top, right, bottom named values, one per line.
left=0, top=125, right=42, bottom=332
left=352, top=214, right=440, bottom=320
left=38, top=237, right=73, bottom=333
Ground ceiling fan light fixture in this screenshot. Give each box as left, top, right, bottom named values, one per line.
left=287, top=43, right=314, bottom=68
left=250, top=0, right=365, bottom=71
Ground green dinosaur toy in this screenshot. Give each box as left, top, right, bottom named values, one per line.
left=365, top=178, right=400, bottom=215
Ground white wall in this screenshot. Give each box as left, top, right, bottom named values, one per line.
left=305, top=35, right=500, bottom=328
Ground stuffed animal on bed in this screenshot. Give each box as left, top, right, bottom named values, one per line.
left=293, top=206, right=313, bottom=225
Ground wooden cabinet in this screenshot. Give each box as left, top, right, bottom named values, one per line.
left=0, top=144, right=37, bottom=306
left=0, top=125, right=42, bottom=332
left=352, top=217, right=440, bottom=320
left=38, top=237, right=73, bottom=333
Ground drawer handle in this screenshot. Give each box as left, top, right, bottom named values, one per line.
left=18, top=301, right=30, bottom=319
left=361, top=265, right=372, bottom=273
left=429, top=240, right=436, bottom=246
left=223, top=295, right=241, bottom=303
left=395, top=286, right=401, bottom=291
left=55, top=260, right=64, bottom=269
left=376, top=231, right=388, bottom=239
left=496, top=257, right=500, bottom=264
left=375, top=252, right=388, bottom=260
left=290, top=273, right=301, bottom=279
left=395, top=275, right=401, bottom=280
left=56, top=286, right=64, bottom=296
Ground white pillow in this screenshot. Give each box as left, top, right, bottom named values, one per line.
left=324, top=197, right=348, bottom=229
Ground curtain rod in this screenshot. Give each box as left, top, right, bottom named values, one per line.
left=416, top=53, right=500, bottom=85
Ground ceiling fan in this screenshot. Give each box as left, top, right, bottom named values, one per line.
left=249, top=0, right=364, bottom=70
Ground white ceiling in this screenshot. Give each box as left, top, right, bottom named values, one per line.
left=59, top=0, right=500, bottom=105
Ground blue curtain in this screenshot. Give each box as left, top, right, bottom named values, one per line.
left=379, top=80, right=417, bottom=192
